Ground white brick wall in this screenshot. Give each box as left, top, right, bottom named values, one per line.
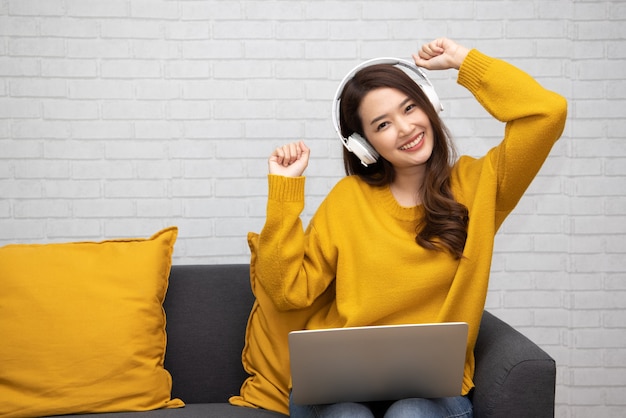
left=1, top=0, right=624, bottom=415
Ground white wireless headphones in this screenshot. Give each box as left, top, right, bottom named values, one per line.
left=331, top=57, right=443, bottom=166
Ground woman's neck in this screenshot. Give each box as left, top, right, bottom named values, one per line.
left=390, top=166, right=426, bottom=207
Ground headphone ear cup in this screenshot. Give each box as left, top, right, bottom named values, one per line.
left=347, top=133, right=379, bottom=166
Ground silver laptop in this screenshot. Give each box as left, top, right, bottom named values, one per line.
left=289, top=322, right=468, bottom=405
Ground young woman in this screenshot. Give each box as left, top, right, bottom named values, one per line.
left=258, top=38, right=567, bottom=418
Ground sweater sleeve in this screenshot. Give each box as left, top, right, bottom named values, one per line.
left=457, top=49, right=568, bottom=217
left=255, top=174, right=336, bottom=311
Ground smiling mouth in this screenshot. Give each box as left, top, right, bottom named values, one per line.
left=399, top=132, right=425, bottom=151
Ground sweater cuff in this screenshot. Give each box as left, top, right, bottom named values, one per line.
left=268, top=174, right=305, bottom=202
left=457, top=49, right=494, bottom=94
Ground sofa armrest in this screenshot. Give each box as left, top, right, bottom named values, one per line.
left=472, top=311, right=556, bottom=418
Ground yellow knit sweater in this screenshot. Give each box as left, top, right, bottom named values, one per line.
left=255, top=50, right=567, bottom=396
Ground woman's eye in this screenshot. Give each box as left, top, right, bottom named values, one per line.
left=405, top=103, right=416, bottom=112
left=376, top=121, right=389, bottom=131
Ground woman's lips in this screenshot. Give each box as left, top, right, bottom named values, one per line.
left=399, top=132, right=425, bottom=151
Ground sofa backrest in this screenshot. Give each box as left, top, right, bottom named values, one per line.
left=163, top=264, right=253, bottom=403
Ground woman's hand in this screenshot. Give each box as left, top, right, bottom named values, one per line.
left=268, top=141, right=310, bottom=177
left=412, top=38, right=470, bottom=71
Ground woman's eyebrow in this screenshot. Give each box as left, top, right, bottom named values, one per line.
left=369, top=97, right=412, bottom=126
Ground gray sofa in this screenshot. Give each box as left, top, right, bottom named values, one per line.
left=57, top=264, right=556, bottom=418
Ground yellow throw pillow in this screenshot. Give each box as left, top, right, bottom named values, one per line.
left=229, top=232, right=334, bottom=415
left=0, top=227, right=185, bottom=418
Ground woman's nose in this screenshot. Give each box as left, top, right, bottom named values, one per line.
left=397, top=116, right=411, bottom=135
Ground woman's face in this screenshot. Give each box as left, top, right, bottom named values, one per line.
left=358, top=87, right=434, bottom=170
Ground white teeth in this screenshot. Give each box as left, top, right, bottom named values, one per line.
left=399, top=133, right=424, bottom=150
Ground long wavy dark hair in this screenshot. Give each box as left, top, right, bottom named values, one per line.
left=339, top=64, right=469, bottom=259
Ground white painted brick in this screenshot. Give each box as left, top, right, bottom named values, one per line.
left=11, top=121, right=71, bottom=140
left=181, top=80, right=245, bottom=100
left=68, top=80, right=134, bottom=99
left=1, top=98, right=41, bottom=118
left=41, top=59, right=98, bottom=78
left=66, top=0, right=128, bottom=18
left=136, top=80, right=181, bottom=100
left=14, top=199, right=71, bottom=218
left=102, top=100, right=165, bottom=120
left=44, top=140, right=103, bottom=159
left=605, top=349, right=626, bottom=368
left=183, top=121, right=243, bottom=139
left=9, top=37, right=65, bottom=57
left=39, top=17, right=100, bottom=38
left=67, top=39, right=131, bottom=59
left=537, top=1, right=574, bottom=19
left=305, top=41, right=357, bottom=59
left=535, top=309, right=570, bottom=327
left=215, top=178, right=267, bottom=198
left=572, top=406, right=626, bottom=418
left=165, top=61, right=210, bottom=79
left=104, top=180, right=167, bottom=198
left=243, top=120, right=303, bottom=138
left=105, top=140, right=169, bottom=159
left=45, top=180, right=101, bottom=198
left=166, top=21, right=210, bottom=40
left=329, top=21, right=389, bottom=41
left=181, top=2, right=241, bottom=21
left=171, top=178, right=211, bottom=198
left=14, top=160, right=69, bottom=179
left=181, top=40, right=243, bottom=59
left=573, top=291, right=626, bottom=310
left=575, top=328, right=626, bottom=350
left=72, top=121, right=133, bottom=139
left=276, top=21, right=328, bottom=40
left=135, top=121, right=184, bottom=139
left=569, top=235, right=605, bottom=254
left=136, top=198, right=183, bottom=218
left=100, top=59, right=162, bottom=79
left=423, top=1, right=475, bottom=20
left=9, top=78, right=68, bottom=98
left=182, top=159, right=245, bottom=179
left=571, top=310, right=602, bottom=329
left=213, top=60, right=272, bottom=79
left=132, top=40, right=181, bottom=60
left=245, top=40, right=305, bottom=60
left=305, top=2, right=360, bottom=20
left=168, top=100, right=212, bottom=120
left=183, top=198, right=248, bottom=219
left=0, top=199, right=10, bottom=218
left=606, top=387, right=626, bottom=405
left=214, top=21, right=273, bottom=40
left=0, top=57, right=39, bottom=77
left=73, top=199, right=135, bottom=218
left=568, top=387, right=606, bottom=406
left=0, top=219, right=45, bottom=242
left=130, top=0, right=179, bottom=20
left=0, top=179, right=43, bottom=198
left=137, top=160, right=181, bottom=180
left=8, top=0, right=65, bottom=17
left=43, top=99, right=99, bottom=120
left=504, top=290, right=563, bottom=308
left=245, top=1, right=304, bottom=20
left=101, top=20, right=162, bottom=40
left=0, top=16, right=39, bottom=36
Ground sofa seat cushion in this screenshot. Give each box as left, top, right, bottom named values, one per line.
left=49, top=404, right=288, bottom=418
left=0, top=227, right=184, bottom=418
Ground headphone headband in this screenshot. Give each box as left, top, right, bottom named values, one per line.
left=332, top=57, right=443, bottom=166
